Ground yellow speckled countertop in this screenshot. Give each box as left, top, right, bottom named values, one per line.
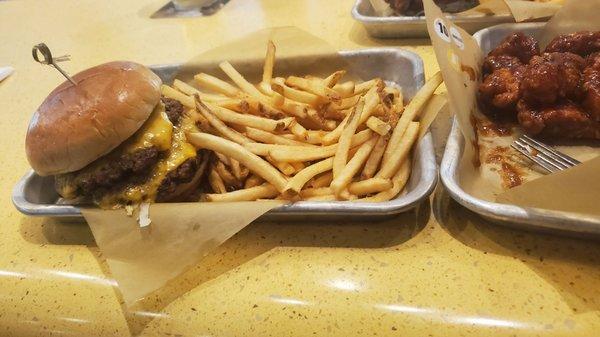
left=0, top=0, right=599, bottom=336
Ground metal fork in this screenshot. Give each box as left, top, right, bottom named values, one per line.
left=511, top=134, right=581, bottom=173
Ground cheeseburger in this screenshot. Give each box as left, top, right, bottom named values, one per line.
left=26, top=61, right=208, bottom=208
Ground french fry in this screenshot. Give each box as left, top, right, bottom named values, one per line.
left=269, top=129, right=373, bottom=162
left=173, top=79, right=230, bottom=102
left=382, top=72, right=442, bottom=166
left=323, top=106, right=348, bottom=121
left=230, top=158, right=242, bottom=180
left=262, top=40, right=276, bottom=83
left=267, top=157, right=296, bottom=176
left=358, top=86, right=382, bottom=124
left=194, top=73, right=241, bottom=96
left=324, top=119, right=337, bottom=131
left=194, top=98, right=252, bottom=145
left=377, top=121, right=419, bottom=179
left=271, top=78, right=322, bottom=106
left=214, top=152, right=231, bottom=166
left=290, top=161, right=305, bottom=172
left=245, top=127, right=314, bottom=146
left=300, top=187, right=333, bottom=198
left=289, top=120, right=308, bottom=139
left=215, top=160, right=238, bottom=187
left=205, top=184, right=278, bottom=202
left=329, top=94, right=361, bottom=110
left=331, top=135, right=378, bottom=196
left=305, top=130, right=325, bottom=144
left=161, top=85, right=195, bottom=108
left=323, top=70, right=346, bottom=87
left=208, top=104, right=291, bottom=132
left=209, top=168, right=227, bottom=194
left=187, top=132, right=289, bottom=193
left=332, top=81, right=355, bottom=98
left=258, top=82, right=274, bottom=96
left=310, top=172, right=333, bottom=188
left=360, top=159, right=410, bottom=202
left=270, top=92, right=309, bottom=119
left=305, top=194, right=337, bottom=201
left=361, top=135, right=388, bottom=179
left=285, top=157, right=333, bottom=193
left=219, top=61, right=266, bottom=99
left=348, top=178, right=392, bottom=196
left=354, top=78, right=383, bottom=95
left=244, top=174, right=264, bottom=188
left=366, top=116, right=391, bottom=136
left=321, top=113, right=349, bottom=145
left=333, top=99, right=364, bottom=178
left=285, top=76, right=341, bottom=102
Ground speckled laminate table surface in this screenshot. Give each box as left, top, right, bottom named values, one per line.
left=0, top=0, right=599, bottom=336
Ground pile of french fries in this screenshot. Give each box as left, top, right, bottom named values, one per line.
left=161, top=41, right=443, bottom=202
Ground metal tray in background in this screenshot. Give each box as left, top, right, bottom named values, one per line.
left=440, top=23, right=600, bottom=235
left=13, top=48, right=438, bottom=221
left=352, top=0, right=515, bottom=39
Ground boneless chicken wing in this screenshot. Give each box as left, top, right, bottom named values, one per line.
left=583, top=52, right=600, bottom=121
left=545, top=31, right=600, bottom=56
left=489, top=32, right=540, bottom=64
left=517, top=100, right=598, bottom=139
left=521, top=52, right=585, bottom=106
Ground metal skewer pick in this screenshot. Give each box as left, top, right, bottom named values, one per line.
left=32, top=43, right=76, bottom=85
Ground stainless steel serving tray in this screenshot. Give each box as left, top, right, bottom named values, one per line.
left=440, top=23, right=600, bottom=235
left=13, top=48, right=438, bottom=221
left=352, top=0, right=515, bottom=39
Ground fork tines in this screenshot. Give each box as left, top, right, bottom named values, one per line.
left=511, top=134, right=581, bottom=173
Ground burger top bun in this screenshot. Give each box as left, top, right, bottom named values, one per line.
left=26, top=61, right=162, bottom=176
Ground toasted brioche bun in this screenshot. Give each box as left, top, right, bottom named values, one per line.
left=26, top=61, right=162, bottom=176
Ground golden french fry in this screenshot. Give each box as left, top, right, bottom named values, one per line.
left=258, top=82, right=274, bottom=96
left=285, top=157, right=333, bottom=193
left=377, top=122, right=419, bottom=179
left=358, top=86, right=382, bottom=124
left=270, top=92, right=309, bottom=119
left=208, top=103, right=291, bottom=132
left=348, top=178, right=392, bottom=196
left=290, top=161, right=305, bottom=172
left=245, top=127, right=315, bottom=146
left=285, top=76, right=341, bottom=102
left=305, top=194, right=337, bottom=201
left=306, top=108, right=326, bottom=129
left=329, top=94, right=361, bottom=110
left=321, top=113, right=349, bottom=145
left=214, top=152, right=231, bottom=166
left=269, top=129, right=373, bottom=162
left=354, top=78, right=383, bottom=95
left=219, top=61, right=266, bottom=99
left=209, top=168, right=227, bottom=194
left=262, top=40, right=276, bottom=83
left=215, top=160, right=238, bottom=187
left=172, top=79, right=229, bottom=102
left=161, top=85, right=195, bottom=108
left=194, top=73, right=240, bottom=96
left=417, top=94, right=447, bottom=141
left=194, top=98, right=252, bottom=145
left=244, top=174, right=264, bottom=188
left=271, top=78, right=322, bottom=106
left=382, top=71, right=442, bottom=166
left=333, top=99, right=364, bottom=178
left=205, top=184, right=278, bottom=202
left=361, top=135, right=388, bottom=179
left=187, top=132, right=289, bottom=193
left=323, top=107, right=348, bottom=121
left=360, top=159, right=410, bottom=202
left=331, top=135, right=378, bottom=196
left=310, top=171, right=333, bottom=188
left=300, top=187, right=333, bottom=198
left=324, top=119, right=337, bottom=131
left=332, top=81, right=355, bottom=97
left=266, top=157, right=296, bottom=176
left=366, top=116, right=391, bottom=136
left=230, top=158, right=242, bottom=180
left=305, top=130, right=325, bottom=144
left=323, top=70, right=346, bottom=87
left=289, top=120, right=308, bottom=139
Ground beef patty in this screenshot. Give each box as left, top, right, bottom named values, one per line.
left=156, top=152, right=205, bottom=202
left=75, top=147, right=160, bottom=196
